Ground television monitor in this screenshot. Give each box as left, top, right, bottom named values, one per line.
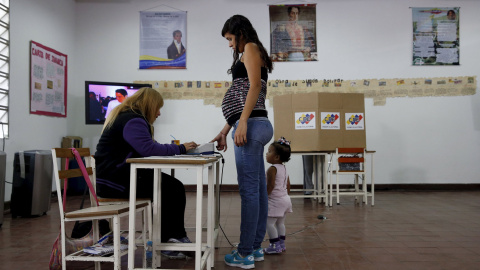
left=85, top=81, right=152, bottom=124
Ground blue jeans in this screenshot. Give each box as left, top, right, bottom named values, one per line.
left=232, top=117, right=273, bottom=256
left=302, top=155, right=314, bottom=191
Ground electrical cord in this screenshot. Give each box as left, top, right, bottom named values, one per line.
left=214, top=151, right=328, bottom=247
left=214, top=151, right=237, bottom=247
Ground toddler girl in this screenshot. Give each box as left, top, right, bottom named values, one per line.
left=264, top=137, right=293, bottom=254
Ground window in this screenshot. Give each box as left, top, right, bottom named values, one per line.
left=0, top=0, right=8, bottom=139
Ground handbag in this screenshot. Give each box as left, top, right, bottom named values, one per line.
left=49, top=148, right=108, bottom=270
left=49, top=229, right=94, bottom=270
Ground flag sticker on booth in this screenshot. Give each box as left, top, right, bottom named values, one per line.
left=295, top=112, right=316, bottom=129
left=320, top=112, right=340, bottom=129
left=345, top=113, right=364, bottom=130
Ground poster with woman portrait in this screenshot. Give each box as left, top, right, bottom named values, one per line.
left=412, top=7, right=459, bottom=65
left=269, top=4, right=317, bottom=62
left=139, top=11, right=187, bottom=69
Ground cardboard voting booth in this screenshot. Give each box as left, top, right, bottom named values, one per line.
left=273, top=93, right=366, bottom=152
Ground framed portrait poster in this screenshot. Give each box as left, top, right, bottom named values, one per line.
left=30, top=41, right=67, bottom=117
left=139, top=11, right=187, bottom=69
left=269, top=4, right=317, bottom=62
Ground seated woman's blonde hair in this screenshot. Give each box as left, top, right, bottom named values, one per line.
left=103, top=87, right=164, bottom=133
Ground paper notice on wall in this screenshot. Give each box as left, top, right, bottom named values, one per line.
left=135, top=75, right=476, bottom=108
left=295, top=112, right=316, bottom=130
left=30, top=41, right=67, bottom=117
left=412, top=7, right=460, bottom=66
left=345, top=113, right=364, bottom=130
left=320, top=112, right=340, bottom=130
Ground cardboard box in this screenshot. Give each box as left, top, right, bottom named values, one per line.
left=273, top=93, right=366, bottom=152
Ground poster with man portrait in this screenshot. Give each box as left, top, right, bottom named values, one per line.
left=269, top=4, right=317, bottom=62
left=412, top=7, right=459, bottom=65
left=139, top=11, right=187, bottom=69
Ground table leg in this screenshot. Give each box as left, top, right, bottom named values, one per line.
left=195, top=168, right=203, bottom=270
left=320, top=154, right=327, bottom=204
left=313, top=155, right=318, bottom=201
left=215, top=161, right=220, bottom=247
left=328, top=154, right=333, bottom=207
left=128, top=166, right=137, bottom=270
left=207, top=164, right=215, bottom=269
left=153, top=169, right=161, bottom=268
left=371, top=153, right=375, bottom=206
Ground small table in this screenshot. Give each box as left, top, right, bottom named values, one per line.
left=290, top=151, right=332, bottom=203
left=365, top=150, right=376, bottom=205
left=127, top=155, right=221, bottom=270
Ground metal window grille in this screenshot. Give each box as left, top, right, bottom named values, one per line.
left=0, top=0, right=8, bottom=139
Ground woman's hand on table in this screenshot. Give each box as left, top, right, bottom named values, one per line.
left=183, top=142, right=198, bottom=151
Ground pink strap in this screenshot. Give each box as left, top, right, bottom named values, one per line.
left=70, top=148, right=99, bottom=206
left=62, top=157, right=69, bottom=210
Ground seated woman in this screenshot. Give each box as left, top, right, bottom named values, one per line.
left=94, top=87, right=198, bottom=259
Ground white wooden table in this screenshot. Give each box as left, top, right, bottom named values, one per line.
left=290, top=151, right=332, bottom=203
left=127, top=156, right=221, bottom=270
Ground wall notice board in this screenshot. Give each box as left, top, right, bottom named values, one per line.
left=30, top=41, right=67, bottom=117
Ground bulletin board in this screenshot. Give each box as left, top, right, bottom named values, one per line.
left=412, top=7, right=460, bottom=65
left=30, top=41, right=67, bottom=117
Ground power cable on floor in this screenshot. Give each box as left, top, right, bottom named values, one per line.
left=214, top=151, right=237, bottom=247
left=215, top=152, right=328, bottom=247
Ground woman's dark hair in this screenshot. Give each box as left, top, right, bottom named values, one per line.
left=288, top=6, right=300, bottom=15
left=115, top=89, right=128, bottom=97
left=271, top=141, right=291, bottom=163
left=221, top=15, right=273, bottom=74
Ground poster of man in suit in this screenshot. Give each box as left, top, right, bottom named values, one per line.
left=167, top=30, right=186, bottom=60
left=139, top=11, right=187, bottom=69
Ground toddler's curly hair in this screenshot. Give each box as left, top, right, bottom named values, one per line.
left=271, top=137, right=291, bottom=162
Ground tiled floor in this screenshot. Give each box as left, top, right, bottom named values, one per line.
left=1, top=191, right=480, bottom=269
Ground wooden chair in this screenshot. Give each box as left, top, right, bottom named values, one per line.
left=90, top=154, right=152, bottom=265
left=52, top=148, right=149, bottom=269
left=97, top=195, right=152, bottom=246
left=91, top=157, right=152, bottom=251
left=329, top=148, right=369, bottom=206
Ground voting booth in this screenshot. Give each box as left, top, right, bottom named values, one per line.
left=273, top=93, right=366, bottom=152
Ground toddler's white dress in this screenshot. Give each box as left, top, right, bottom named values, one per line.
left=268, top=164, right=293, bottom=217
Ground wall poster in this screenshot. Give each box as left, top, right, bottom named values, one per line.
left=269, top=4, right=317, bottom=62
left=30, top=41, right=67, bottom=117
left=139, top=11, right=187, bottom=69
left=412, top=7, right=459, bottom=66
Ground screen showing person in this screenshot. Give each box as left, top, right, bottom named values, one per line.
left=89, top=91, right=104, bottom=121
left=85, top=81, right=152, bottom=125
left=167, top=30, right=186, bottom=60
left=105, top=89, right=128, bottom=119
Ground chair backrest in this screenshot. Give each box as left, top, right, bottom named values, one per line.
left=51, top=148, right=97, bottom=215
left=336, top=148, right=365, bottom=172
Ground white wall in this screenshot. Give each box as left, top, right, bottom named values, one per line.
left=5, top=0, right=480, bottom=200
left=6, top=0, right=76, bottom=201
